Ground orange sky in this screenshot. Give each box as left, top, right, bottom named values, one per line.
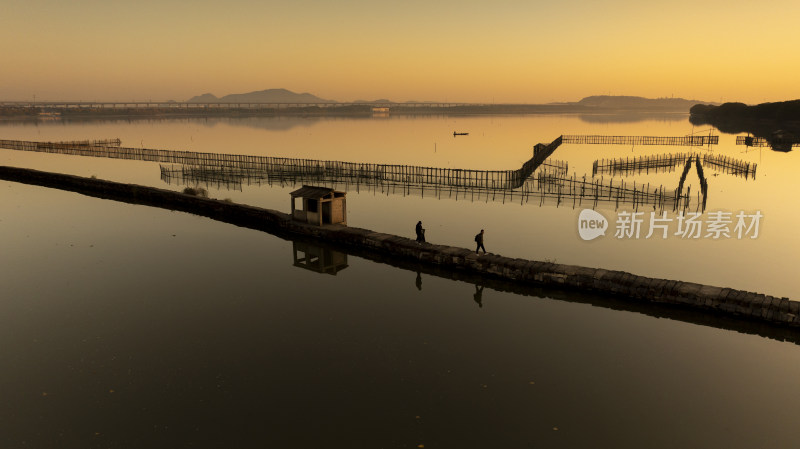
left=2, top=0, right=799, bottom=104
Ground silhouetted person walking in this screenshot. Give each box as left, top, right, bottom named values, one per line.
left=415, top=221, right=426, bottom=243
left=475, top=229, right=486, bottom=254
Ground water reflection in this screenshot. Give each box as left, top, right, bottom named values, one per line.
left=473, top=284, right=485, bottom=308
left=1, top=136, right=751, bottom=212
left=0, top=115, right=324, bottom=132
left=160, top=157, right=715, bottom=211
left=690, top=115, right=799, bottom=152
left=2, top=159, right=784, bottom=339
left=308, top=233, right=800, bottom=346
left=2, top=111, right=693, bottom=130
left=0, top=113, right=792, bottom=303
left=578, top=112, right=689, bottom=124
left=736, top=134, right=799, bottom=152
left=292, top=241, right=348, bottom=275
left=3, top=168, right=799, bottom=448
left=592, top=152, right=756, bottom=180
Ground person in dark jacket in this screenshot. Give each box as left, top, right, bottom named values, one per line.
left=415, top=221, right=426, bottom=243
left=475, top=229, right=486, bottom=254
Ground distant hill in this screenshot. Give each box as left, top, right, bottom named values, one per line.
left=575, top=95, right=714, bottom=110
left=188, top=93, right=219, bottom=103
left=184, top=91, right=712, bottom=109
left=187, top=88, right=335, bottom=103
left=353, top=99, right=394, bottom=104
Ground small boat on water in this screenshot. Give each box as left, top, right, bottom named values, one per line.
left=453, top=131, right=469, bottom=136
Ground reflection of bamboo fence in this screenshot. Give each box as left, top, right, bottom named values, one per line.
left=736, top=136, right=770, bottom=147
left=538, top=159, right=569, bottom=175
left=0, top=136, right=705, bottom=210
left=159, top=163, right=695, bottom=211
left=593, top=153, right=695, bottom=176
left=592, top=152, right=756, bottom=181
left=529, top=171, right=691, bottom=210
left=52, top=139, right=121, bottom=147
left=563, top=135, right=718, bottom=146
left=695, top=157, right=708, bottom=210
left=702, top=154, right=756, bottom=179
left=736, top=135, right=799, bottom=148
left=675, top=157, right=693, bottom=204
left=0, top=137, right=562, bottom=190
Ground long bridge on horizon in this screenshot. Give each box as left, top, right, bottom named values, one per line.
left=0, top=100, right=483, bottom=110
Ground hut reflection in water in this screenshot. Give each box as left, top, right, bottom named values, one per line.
left=292, top=241, right=348, bottom=275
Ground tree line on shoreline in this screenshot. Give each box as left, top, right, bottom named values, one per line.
left=690, top=99, right=800, bottom=140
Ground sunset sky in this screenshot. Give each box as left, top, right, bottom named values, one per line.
left=3, top=0, right=799, bottom=104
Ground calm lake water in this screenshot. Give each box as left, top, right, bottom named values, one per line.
left=2, top=113, right=800, bottom=448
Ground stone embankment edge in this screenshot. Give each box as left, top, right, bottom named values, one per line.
left=2, top=165, right=797, bottom=327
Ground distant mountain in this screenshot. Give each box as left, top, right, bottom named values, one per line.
left=189, top=93, right=219, bottom=103
left=353, top=99, right=394, bottom=104
left=187, top=88, right=335, bottom=103
left=575, top=95, right=715, bottom=110
left=351, top=99, right=437, bottom=104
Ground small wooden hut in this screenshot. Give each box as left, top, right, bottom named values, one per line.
left=290, top=185, right=347, bottom=226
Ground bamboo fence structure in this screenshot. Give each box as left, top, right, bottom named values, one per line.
left=1, top=135, right=712, bottom=210
left=593, top=152, right=755, bottom=180
left=701, top=154, right=756, bottom=179
left=593, top=153, right=695, bottom=176
left=736, top=135, right=799, bottom=149
left=562, top=135, right=718, bottom=146
left=0, top=137, right=562, bottom=191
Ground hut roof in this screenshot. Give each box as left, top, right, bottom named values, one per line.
left=290, top=185, right=337, bottom=199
